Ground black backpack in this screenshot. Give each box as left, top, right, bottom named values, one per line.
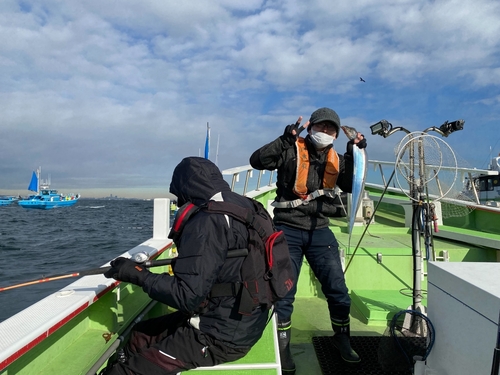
left=169, top=198, right=294, bottom=316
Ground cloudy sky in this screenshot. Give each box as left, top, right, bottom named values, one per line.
left=1, top=0, right=500, bottom=199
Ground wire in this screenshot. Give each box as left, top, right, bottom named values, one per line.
left=344, top=170, right=395, bottom=274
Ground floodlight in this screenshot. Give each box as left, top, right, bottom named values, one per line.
left=370, top=120, right=392, bottom=137
left=424, top=119, right=465, bottom=137
left=439, top=120, right=464, bottom=136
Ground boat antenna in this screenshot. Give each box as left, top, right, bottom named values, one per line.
left=215, top=133, right=220, bottom=166
left=37, top=166, right=41, bottom=194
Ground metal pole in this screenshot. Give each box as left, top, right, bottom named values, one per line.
left=491, top=309, right=500, bottom=375
left=412, top=136, right=424, bottom=312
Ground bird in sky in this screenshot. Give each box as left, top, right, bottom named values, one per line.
left=360, top=77, right=366, bottom=82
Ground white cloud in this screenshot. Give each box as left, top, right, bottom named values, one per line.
left=1, top=0, right=499, bottom=195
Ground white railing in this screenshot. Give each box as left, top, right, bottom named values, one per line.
left=366, top=159, right=500, bottom=207
left=222, top=161, right=500, bottom=213
left=222, top=165, right=276, bottom=196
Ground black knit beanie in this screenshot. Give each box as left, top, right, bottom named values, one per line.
left=308, top=107, right=341, bottom=134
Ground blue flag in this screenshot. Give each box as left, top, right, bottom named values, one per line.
left=28, top=171, right=38, bottom=192
left=204, top=123, right=210, bottom=159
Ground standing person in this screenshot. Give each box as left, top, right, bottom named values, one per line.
left=249, top=107, right=367, bottom=374
left=102, top=157, right=269, bottom=375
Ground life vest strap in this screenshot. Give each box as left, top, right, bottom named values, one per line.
left=271, top=188, right=338, bottom=208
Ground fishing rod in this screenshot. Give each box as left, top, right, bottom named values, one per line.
left=344, top=169, right=395, bottom=274
left=0, top=248, right=249, bottom=293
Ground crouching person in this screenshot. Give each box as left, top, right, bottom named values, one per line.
left=102, top=157, right=269, bottom=375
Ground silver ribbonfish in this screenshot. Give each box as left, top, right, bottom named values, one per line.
left=341, top=126, right=367, bottom=238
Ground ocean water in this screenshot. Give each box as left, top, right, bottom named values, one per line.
left=0, top=199, right=158, bottom=322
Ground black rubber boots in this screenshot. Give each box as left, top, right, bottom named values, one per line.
left=331, top=317, right=360, bottom=363
left=278, top=320, right=296, bottom=375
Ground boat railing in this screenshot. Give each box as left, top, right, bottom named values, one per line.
left=221, top=161, right=500, bottom=215
left=367, top=159, right=500, bottom=208
left=222, top=165, right=276, bottom=196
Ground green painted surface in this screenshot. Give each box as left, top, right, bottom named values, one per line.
left=439, top=224, right=500, bottom=242
left=226, top=321, right=277, bottom=365
left=351, top=290, right=427, bottom=325
left=250, top=190, right=276, bottom=205
left=2, top=312, right=90, bottom=375
left=191, top=370, right=277, bottom=374
left=37, top=329, right=114, bottom=375
left=186, top=317, right=278, bottom=373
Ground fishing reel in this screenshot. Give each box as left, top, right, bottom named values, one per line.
left=132, top=251, right=149, bottom=263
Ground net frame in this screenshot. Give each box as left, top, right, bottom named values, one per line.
left=394, top=132, right=458, bottom=203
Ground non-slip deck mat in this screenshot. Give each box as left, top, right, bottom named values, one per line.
left=312, top=336, right=413, bottom=375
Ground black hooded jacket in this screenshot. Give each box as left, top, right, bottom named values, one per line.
left=141, top=157, right=268, bottom=348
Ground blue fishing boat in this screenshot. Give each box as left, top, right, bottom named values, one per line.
left=0, top=196, right=17, bottom=206
left=17, top=167, right=80, bottom=210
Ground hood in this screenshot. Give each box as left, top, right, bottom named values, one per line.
left=169, top=157, right=231, bottom=206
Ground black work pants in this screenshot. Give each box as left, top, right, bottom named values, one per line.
left=105, top=311, right=249, bottom=375
left=275, top=225, right=351, bottom=322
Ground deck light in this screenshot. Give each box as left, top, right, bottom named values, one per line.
left=370, top=119, right=391, bottom=137
left=371, top=119, right=465, bottom=138
left=439, top=119, right=464, bottom=136
left=421, top=119, right=465, bottom=137
left=370, top=120, right=410, bottom=137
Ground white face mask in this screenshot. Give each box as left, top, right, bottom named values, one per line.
left=310, top=129, right=336, bottom=149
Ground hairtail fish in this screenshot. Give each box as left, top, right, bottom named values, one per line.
left=341, top=125, right=368, bottom=246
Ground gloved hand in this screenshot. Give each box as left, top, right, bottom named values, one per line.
left=356, top=136, right=367, bottom=149
left=280, top=122, right=301, bottom=147
left=346, top=136, right=367, bottom=154
left=104, top=257, right=151, bottom=286
left=280, top=115, right=308, bottom=147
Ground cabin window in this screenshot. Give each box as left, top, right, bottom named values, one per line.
left=478, top=177, right=497, bottom=191
left=479, top=179, right=486, bottom=191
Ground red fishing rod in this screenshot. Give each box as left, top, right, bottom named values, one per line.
left=0, top=248, right=249, bottom=292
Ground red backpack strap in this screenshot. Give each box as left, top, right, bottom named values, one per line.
left=264, top=231, right=282, bottom=274
left=168, top=202, right=200, bottom=243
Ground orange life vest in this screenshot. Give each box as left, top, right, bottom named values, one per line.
left=293, top=137, right=339, bottom=199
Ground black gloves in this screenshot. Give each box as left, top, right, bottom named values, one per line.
left=347, top=136, right=367, bottom=154
left=104, top=257, right=152, bottom=287
left=280, top=123, right=301, bottom=147
left=356, top=137, right=367, bottom=149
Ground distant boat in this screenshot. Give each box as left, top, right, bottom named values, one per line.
left=0, top=196, right=17, bottom=206
left=17, top=167, right=80, bottom=210
left=464, top=155, right=500, bottom=206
